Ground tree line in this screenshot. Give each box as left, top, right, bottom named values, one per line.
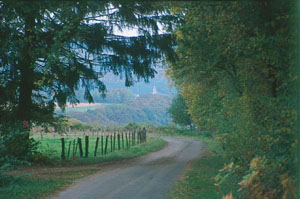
left=166, top=1, right=296, bottom=198
left=67, top=94, right=172, bottom=126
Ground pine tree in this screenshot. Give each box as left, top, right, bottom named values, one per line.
left=0, top=1, right=177, bottom=125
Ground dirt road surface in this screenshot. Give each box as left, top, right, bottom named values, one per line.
left=50, top=137, right=206, bottom=199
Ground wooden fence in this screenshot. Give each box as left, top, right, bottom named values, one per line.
left=60, top=128, right=147, bottom=160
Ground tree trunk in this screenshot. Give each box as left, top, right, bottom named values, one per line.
left=14, top=12, right=36, bottom=155
left=16, top=14, right=36, bottom=129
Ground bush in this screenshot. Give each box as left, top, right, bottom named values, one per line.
left=0, top=122, right=39, bottom=186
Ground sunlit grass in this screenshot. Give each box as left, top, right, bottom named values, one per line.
left=0, top=138, right=166, bottom=199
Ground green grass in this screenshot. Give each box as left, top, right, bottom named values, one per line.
left=168, top=154, right=240, bottom=199
left=0, top=168, right=98, bottom=199
left=34, top=134, right=147, bottom=161
left=68, top=137, right=167, bottom=165
left=155, top=128, right=212, bottom=140
left=0, top=137, right=166, bottom=199
left=158, top=129, right=240, bottom=199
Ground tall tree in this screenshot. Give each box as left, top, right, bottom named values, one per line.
left=167, top=1, right=296, bottom=198
left=0, top=1, right=177, bottom=125
left=167, top=94, right=193, bottom=128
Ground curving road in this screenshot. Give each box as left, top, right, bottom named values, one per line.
left=50, top=137, right=206, bottom=199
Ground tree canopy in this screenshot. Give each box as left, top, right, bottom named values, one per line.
left=167, top=94, right=193, bottom=128
left=167, top=1, right=296, bottom=198
left=0, top=1, right=177, bottom=124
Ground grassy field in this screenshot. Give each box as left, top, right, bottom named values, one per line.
left=0, top=137, right=166, bottom=199
left=35, top=135, right=135, bottom=160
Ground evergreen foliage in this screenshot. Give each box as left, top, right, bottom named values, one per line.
left=0, top=1, right=176, bottom=125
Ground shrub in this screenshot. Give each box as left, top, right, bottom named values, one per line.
left=0, top=122, right=39, bottom=186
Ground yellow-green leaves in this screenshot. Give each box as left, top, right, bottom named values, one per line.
left=167, top=1, right=296, bottom=198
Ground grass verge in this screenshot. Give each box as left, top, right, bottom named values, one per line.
left=0, top=137, right=166, bottom=199
left=158, top=129, right=240, bottom=199
left=168, top=154, right=240, bottom=199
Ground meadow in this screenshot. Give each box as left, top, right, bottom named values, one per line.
left=33, top=131, right=158, bottom=164
left=0, top=136, right=166, bottom=199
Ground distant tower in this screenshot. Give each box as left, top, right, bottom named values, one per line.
left=152, top=86, right=157, bottom=95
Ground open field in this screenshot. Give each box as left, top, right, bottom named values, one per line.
left=0, top=137, right=166, bottom=199
left=36, top=136, right=125, bottom=160
left=33, top=132, right=156, bottom=164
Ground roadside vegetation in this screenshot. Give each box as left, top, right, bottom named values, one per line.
left=169, top=154, right=240, bottom=199
left=165, top=1, right=296, bottom=198
left=155, top=127, right=239, bottom=199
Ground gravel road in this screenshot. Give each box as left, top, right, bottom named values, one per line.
left=50, top=137, right=206, bottom=199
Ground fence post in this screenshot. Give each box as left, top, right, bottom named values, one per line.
left=105, top=135, right=108, bottom=155
left=121, top=133, right=124, bottom=150
left=118, top=133, right=120, bottom=150
left=72, top=139, right=76, bottom=157
left=78, top=137, right=83, bottom=157
left=126, top=133, right=129, bottom=149
left=94, top=137, right=99, bottom=157
left=75, top=139, right=79, bottom=156
left=140, top=130, right=142, bottom=144
left=113, top=133, right=116, bottom=151
left=67, top=141, right=71, bottom=159
left=61, top=138, right=65, bottom=160
left=129, top=132, right=131, bottom=147
left=101, top=134, right=104, bottom=155
left=85, top=136, right=89, bottom=158
left=110, top=134, right=113, bottom=152
left=132, top=131, right=135, bottom=146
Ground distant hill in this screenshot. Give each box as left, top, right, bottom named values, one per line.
left=76, top=88, right=136, bottom=104
left=102, top=68, right=176, bottom=95
left=76, top=68, right=176, bottom=101
left=62, top=94, right=172, bottom=126
left=62, top=68, right=175, bottom=126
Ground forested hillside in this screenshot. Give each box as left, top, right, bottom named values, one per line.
left=74, top=68, right=176, bottom=98
left=100, top=68, right=176, bottom=95
left=63, top=94, right=172, bottom=126
left=76, top=88, right=135, bottom=104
